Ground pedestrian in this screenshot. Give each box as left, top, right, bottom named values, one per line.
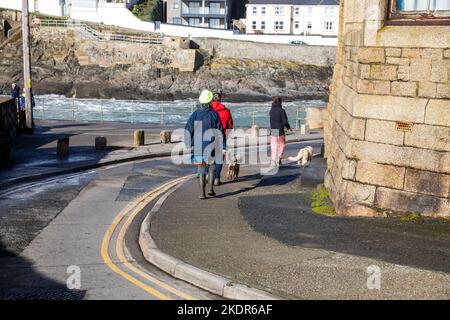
left=18, top=88, right=35, bottom=131
left=185, top=90, right=226, bottom=199
left=19, top=88, right=36, bottom=110
left=209, top=92, right=233, bottom=186
left=269, top=96, right=292, bottom=166
left=11, top=82, right=20, bottom=99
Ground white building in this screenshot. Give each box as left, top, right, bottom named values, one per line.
left=245, top=0, right=339, bottom=36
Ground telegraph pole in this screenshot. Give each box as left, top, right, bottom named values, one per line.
left=21, top=0, right=33, bottom=133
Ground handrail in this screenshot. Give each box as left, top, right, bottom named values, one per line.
left=35, top=19, right=163, bottom=44
left=33, top=97, right=309, bottom=128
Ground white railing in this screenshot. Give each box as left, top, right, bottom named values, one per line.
left=32, top=97, right=310, bottom=129
left=36, top=19, right=163, bottom=44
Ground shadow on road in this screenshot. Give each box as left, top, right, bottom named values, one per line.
left=239, top=189, right=450, bottom=274
left=0, top=237, right=86, bottom=300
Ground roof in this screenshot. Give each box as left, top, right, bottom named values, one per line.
left=248, top=0, right=339, bottom=5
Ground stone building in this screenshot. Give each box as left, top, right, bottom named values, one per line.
left=324, top=0, right=450, bottom=217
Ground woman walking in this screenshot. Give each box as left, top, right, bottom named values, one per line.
left=269, top=97, right=292, bottom=166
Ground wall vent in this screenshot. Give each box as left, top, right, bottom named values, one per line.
left=395, top=121, right=413, bottom=132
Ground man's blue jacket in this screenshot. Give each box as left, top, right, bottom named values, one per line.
left=185, top=103, right=226, bottom=164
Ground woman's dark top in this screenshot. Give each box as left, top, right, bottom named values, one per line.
left=269, top=102, right=291, bottom=136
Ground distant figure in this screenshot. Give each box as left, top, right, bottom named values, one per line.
left=10, top=82, right=20, bottom=99
left=269, top=96, right=292, bottom=166
left=19, top=89, right=35, bottom=111
left=185, top=90, right=225, bottom=199
left=18, top=89, right=35, bottom=132
left=209, top=92, right=233, bottom=186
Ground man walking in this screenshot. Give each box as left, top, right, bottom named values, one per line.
left=185, top=90, right=225, bottom=199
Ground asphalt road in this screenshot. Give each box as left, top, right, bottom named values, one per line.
left=0, top=140, right=317, bottom=300
left=0, top=157, right=215, bottom=299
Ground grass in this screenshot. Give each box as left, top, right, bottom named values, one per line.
left=400, top=212, right=423, bottom=222
left=311, top=185, right=336, bottom=217
left=131, top=0, right=159, bottom=22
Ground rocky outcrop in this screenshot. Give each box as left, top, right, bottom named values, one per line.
left=0, top=27, right=333, bottom=102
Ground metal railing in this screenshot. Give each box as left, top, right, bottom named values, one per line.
left=35, top=19, right=164, bottom=44
left=32, top=97, right=309, bottom=129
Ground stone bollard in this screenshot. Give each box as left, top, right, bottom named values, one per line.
left=57, top=137, right=70, bottom=157
left=95, top=136, right=107, bottom=150
left=134, top=130, right=145, bottom=147
left=251, top=125, right=260, bottom=137
left=160, top=130, right=172, bottom=144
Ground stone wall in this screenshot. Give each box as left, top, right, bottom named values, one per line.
left=33, top=28, right=199, bottom=72
left=0, top=97, right=17, bottom=139
left=192, top=38, right=336, bottom=67
left=324, top=0, right=450, bottom=217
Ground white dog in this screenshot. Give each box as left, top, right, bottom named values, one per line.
left=288, top=146, right=314, bottom=166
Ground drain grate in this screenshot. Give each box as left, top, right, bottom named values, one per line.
left=0, top=290, right=86, bottom=300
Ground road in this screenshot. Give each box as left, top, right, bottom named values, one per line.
left=0, top=141, right=317, bottom=300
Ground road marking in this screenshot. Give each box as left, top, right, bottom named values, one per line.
left=101, top=176, right=195, bottom=300
left=115, top=182, right=198, bottom=300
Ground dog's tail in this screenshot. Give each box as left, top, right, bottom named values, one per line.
left=288, top=155, right=301, bottom=162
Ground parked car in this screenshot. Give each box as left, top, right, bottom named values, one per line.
left=289, top=40, right=308, bottom=45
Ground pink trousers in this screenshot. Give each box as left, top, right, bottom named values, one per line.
left=271, top=135, right=286, bottom=162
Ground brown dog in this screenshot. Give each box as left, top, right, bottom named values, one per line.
left=226, top=154, right=241, bottom=180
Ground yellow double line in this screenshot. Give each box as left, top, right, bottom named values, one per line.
left=101, top=175, right=197, bottom=300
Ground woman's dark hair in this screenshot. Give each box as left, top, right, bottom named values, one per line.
left=272, top=96, right=282, bottom=105
left=213, top=92, right=222, bottom=101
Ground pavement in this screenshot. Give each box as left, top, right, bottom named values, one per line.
left=0, top=157, right=218, bottom=300
left=150, top=155, right=450, bottom=299
left=0, top=120, right=322, bottom=189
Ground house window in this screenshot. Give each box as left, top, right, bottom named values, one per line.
left=173, top=17, right=182, bottom=24
left=261, top=7, right=266, bottom=15
left=294, top=7, right=300, bottom=15
left=274, top=21, right=284, bottom=30
left=252, top=6, right=257, bottom=15
left=189, top=18, right=201, bottom=27
left=275, top=6, right=284, bottom=15
left=388, top=0, right=450, bottom=25
left=173, top=3, right=179, bottom=9
left=188, top=2, right=200, bottom=14
left=261, top=21, right=266, bottom=29
left=209, top=18, right=221, bottom=29
left=295, top=21, right=300, bottom=29
left=307, top=21, right=312, bottom=29
left=325, top=7, right=335, bottom=16
left=209, top=2, right=221, bottom=14
left=252, top=21, right=257, bottom=29
left=324, top=21, right=333, bottom=30
left=307, top=7, right=313, bottom=16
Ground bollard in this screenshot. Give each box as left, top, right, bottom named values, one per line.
left=57, top=137, right=70, bottom=157
left=160, top=130, right=172, bottom=144
left=95, top=136, right=107, bottom=150
left=134, top=130, right=145, bottom=147
left=251, top=125, right=260, bottom=137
